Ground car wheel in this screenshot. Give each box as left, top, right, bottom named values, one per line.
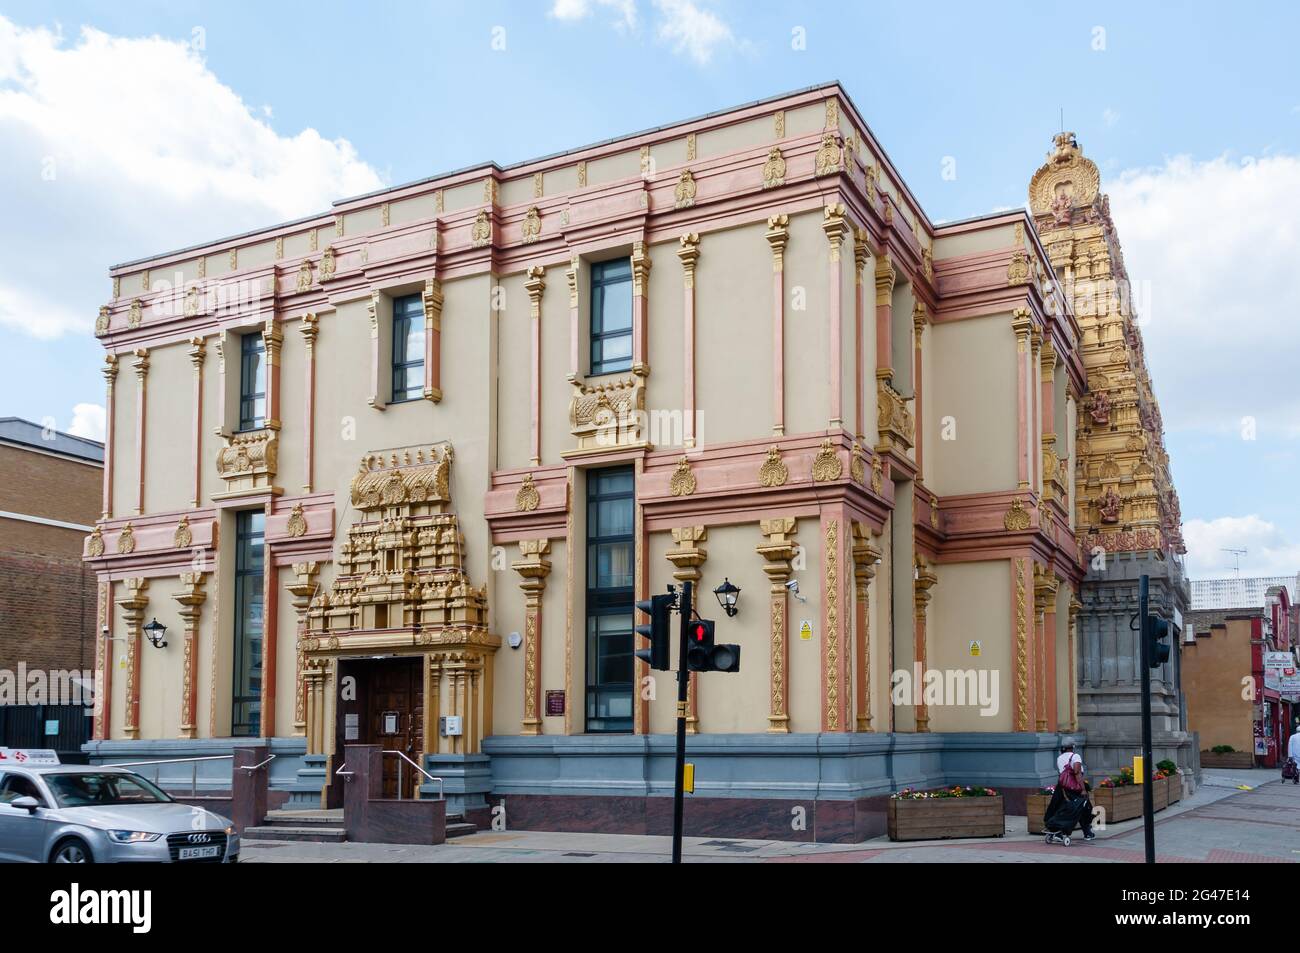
left=51, top=838, right=94, bottom=864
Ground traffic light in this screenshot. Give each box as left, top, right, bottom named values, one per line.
left=685, top=618, right=741, bottom=673
left=635, top=593, right=674, bottom=670
left=1148, top=615, right=1172, bottom=669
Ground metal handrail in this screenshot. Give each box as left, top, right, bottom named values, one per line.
left=237, top=754, right=276, bottom=774
left=110, top=755, right=234, bottom=799
left=335, top=762, right=353, bottom=779
left=383, top=750, right=444, bottom=800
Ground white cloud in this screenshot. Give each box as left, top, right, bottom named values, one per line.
left=1106, top=154, right=1300, bottom=438
left=67, top=402, right=105, bottom=442
left=652, top=0, right=738, bottom=64
left=549, top=0, right=740, bottom=63
left=1183, top=515, right=1300, bottom=578
left=550, top=0, right=638, bottom=30
left=1102, top=107, right=1119, bottom=127
left=0, top=16, right=384, bottom=338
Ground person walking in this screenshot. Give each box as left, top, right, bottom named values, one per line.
left=1044, top=743, right=1096, bottom=844
left=1284, top=728, right=1300, bottom=784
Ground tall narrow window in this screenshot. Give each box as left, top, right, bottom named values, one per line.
left=238, top=332, right=266, bottom=431
left=585, top=467, right=635, bottom=732
left=589, top=258, right=633, bottom=375
left=231, top=510, right=265, bottom=737
left=391, top=293, right=425, bottom=402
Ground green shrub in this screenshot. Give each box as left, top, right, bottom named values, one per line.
left=1210, top=744, right=1235, bottom=754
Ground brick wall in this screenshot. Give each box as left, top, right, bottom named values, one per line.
left=0, top=443, right=102, bottom=678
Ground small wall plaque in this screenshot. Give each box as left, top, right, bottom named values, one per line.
left=546, top=690, right=566, bottom=716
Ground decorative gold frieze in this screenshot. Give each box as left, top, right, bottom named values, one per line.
left=850, top=442, right=866, bottom=484
left=350, top=445, right=452, bottom=512
left=96, top=306, right=110, bottom=336
left=814, top=132, right=841, bottom=177
left=116, top=522, right=136, bottom=555
left=668, top=456, right=697, bottom=496
left=515, top=473, right=540, bottom=512
left=128, top=299, right=143, bottom=330
left=762, top=147, right=786, bottom=189
left=765, top=214, right=789, bottom=272
left=521, top=206, right=542, bottom=244
left=1003, top=497, right=1031, bottom=532
left=757, top=445, right=788, bottom=487
left=674, top=169, right=697, bottom=209
left=471, top=209, right=492, bottom=248
left=774, top=110, right=785, bottom=138
left=876, top=379, right=915, bottom=451
left=86, top=524, right=105, bottom=557
left=577, top=160, right=588, bottom=187
left=677, top=232, right=700, bottom=286
left=319, top=246, right=336, bottom=282
left=566, top=375, right=647, bottom=456
left=173, top=516, right=192, bottom=549
left=296, top=259, right=313, bottom=293
left=811, top=439, right=843, bottom=482
left=870, top=456, right=883, bottom=494
left=286, top=503, right=307, bottom=537
left=215, top=428, right=279, bottom=496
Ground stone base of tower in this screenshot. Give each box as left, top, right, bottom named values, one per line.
left=1075, top=549, right=1200, bottom=784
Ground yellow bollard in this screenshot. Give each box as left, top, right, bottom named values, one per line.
left=683, top=762, right=695, bottom=794
left=1133, top=755, right=1145, bottom=783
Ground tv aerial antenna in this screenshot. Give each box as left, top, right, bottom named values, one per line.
left=1221, top=548, right=1247, bottom=576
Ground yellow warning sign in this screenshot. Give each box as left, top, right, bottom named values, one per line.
left=799, top=620, right=813, bottom=641
left=969, top=640, right=981, bottom=657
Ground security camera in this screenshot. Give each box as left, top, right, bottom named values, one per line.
left=785, top=579, right=807, bottom=603
left=507, top=631, right=522, bottom=650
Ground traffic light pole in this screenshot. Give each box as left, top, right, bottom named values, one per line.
left=671, top=580, right=692, bottom=865
left=1138, top=573, right=1155, bottom=864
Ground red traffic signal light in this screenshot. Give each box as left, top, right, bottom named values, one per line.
left=685, top=618, right=740, bottom=673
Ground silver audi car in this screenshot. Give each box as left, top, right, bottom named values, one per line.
left=0, top=760, right=239, bottom=863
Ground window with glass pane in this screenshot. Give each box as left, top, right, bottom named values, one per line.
left=238, top=332, right=266, bottom=431
left=231, top=510, right=265, bottom=737
left=589, top=258, right=633, bottom=375
left=391, top=293, right=426, bottom=402
left=585, top=467, right=635, bottom=732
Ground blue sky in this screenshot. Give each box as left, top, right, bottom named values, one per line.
left=1, top=0, right=1297, bottom=578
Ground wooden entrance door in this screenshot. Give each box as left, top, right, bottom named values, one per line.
left=366, top=658, right=424, bottom=799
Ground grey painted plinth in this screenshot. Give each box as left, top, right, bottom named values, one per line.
left=1075, top=549, right=1200, bottom=782
left=422, top=753, right=492, bottom=816
left=82, top=737, right=307, bottom=793
left=482, top=731, right=1069, bottom=800
left=284, top=753, right=330, bottom=808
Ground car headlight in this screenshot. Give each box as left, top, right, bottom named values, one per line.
left=225, top=825, right=236, bottom=836
left=107, top=830, right=162, bottom=844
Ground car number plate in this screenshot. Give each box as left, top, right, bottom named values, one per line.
left=178, top=845, right=221, bottom=860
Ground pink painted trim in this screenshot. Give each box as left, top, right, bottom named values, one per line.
left=531, top=299, right=542, bottom=466
left=683, top=271, right=696, bottom=447
left=828, top=246, right=842, bottom=429
left=134, top=367, right=146, bottom=516
left=854, top=270, right=864, bottom=439
left=913, top=329, right=923, bottom=476
left=102, top=371, right=116, bottom=519
left=191, top=356, right=202, bottom=507
left=772, top=265, right=785, bottom=435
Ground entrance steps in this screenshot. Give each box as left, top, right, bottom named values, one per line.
left=241, top=807, right=478, bottom=843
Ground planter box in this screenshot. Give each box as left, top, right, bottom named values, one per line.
left=1167, top=775, right=1183, bottom=803
left=1092, top=784, right=1142, bottom=823
left=888, top=795, right=1004, bottom=841
left=1026, top=793, right=1050, bottom=834
left=1152, top=776, right=1168, bottom=811
left=1201, top=750, right=1255, bottom=769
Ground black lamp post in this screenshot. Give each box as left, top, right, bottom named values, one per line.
left=143, top=617, right=168, bottom=649
left=713, top=578, right=741, bottom=618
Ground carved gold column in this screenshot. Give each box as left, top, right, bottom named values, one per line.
left=766, top=215, right=788, bottom=436
left=93, top=580, right=112, bottom=740
left=262, top=317, right=283, bottom=430
left=513, top=539, right=552, bottom=734
left=1033, top=565, right=1058, bottom=732
left=117, top=578, right=148, bottom=740
left=173, top=573, right=207, bottom=739
left=187, top=338, right=205, bottom=507
left=631, top=240, right=651, bottom=377
left=132, top=349, right=148, bottom=515
left=666, top=527, right=707, bottom=733
left=299, top=313, right=318, bottom=492
left=912, top=555, right=938, bottom=732
left=1013, top=556, right=1030, bottom=731
left=525, top=267, right=545, bottom=466
left=851, top=522, right=881, bottom=731
left=422, top=277, right=444, bottom=402
left=1030, top=327, right=1042, bottom=492
left=678, top=234, right=700, bottom=448
left=101, top=355, right=118, bottom=519
left=286, top=562, right=319, bottom=737
left=757, top=518, right=797, bottom=732
left=823, top=204, right=848, bottom=430
left=566, top=255, right=580, bottom=384
left=821, top=510, right=852, bottom=732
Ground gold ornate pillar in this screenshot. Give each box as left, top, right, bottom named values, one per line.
left=665, top=526, right=707, bottom=733
left=286, top=562, right=319, bottom=736
left=912, top=555, right=938, bottom=732
left=875, top=253, right=896, bottom=384
left=1033, top=565, right=1057, bottom=732
left=1014, top=556, right=1031, bottom=731
left=823, top=204, right=848, bottom=430
left=93, top=580, right=112, bottom=740
left=117, top=577, right=149, bottom=740
left=422, top=277, right=444, bottom=402
left=512, top=539, right=552, bottom=734
left=631, top=240, right=651, bottom=377
left=677, top=233, right=700, bottom=448
left=853, top=228, right=868, bottom=441
left=757, top=518, right=798, bottom=732
left=1068, top=595, right=1081, bottom=731
left=851, top=522, right=881, bottom=731
left=173, top=573, right=207, bottom=739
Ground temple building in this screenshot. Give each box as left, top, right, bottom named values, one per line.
left=1027, top=133, right=1196, bottom=779
left=84, top=82, right=1109, bottom=841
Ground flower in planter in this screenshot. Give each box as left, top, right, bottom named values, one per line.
left=1038, top=785, right=1055, bottom=796
left=892, top=785, right=998, bottom=800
